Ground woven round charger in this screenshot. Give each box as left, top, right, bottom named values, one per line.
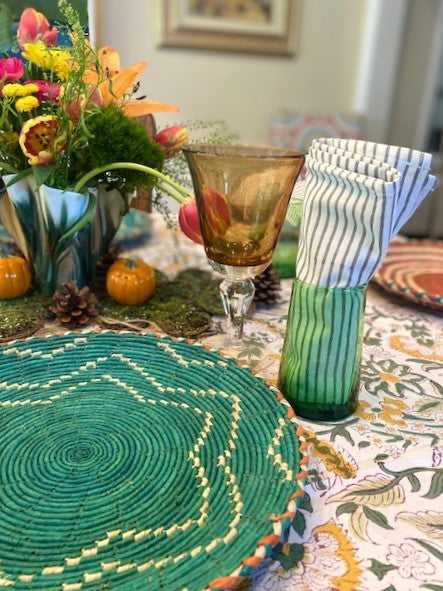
left=0, top=331, right=308, bottom=591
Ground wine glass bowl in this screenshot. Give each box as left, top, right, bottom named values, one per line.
left=183, top=143, right=305, bottom=342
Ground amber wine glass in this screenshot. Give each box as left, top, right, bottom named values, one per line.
left=183, top=144, right=305, bottom=343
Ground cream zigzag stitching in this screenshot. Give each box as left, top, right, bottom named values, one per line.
left=3, top=338, right=88, bottom=360
left=267, top=417, right=295, bottom=481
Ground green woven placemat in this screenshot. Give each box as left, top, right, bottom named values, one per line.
left=0, top=331, right=308, bottom=591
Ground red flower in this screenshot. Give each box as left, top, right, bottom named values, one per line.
left=19, top=115, right=64, bottom=166
left=201, top=186, right=231, bottom=235
left=178, top=198, right=202, bottom=244
left=17, top=8, right=58, bottom=49
left=154, top=125, right=189, bottom=158
left=24, top=80, right=61, bottom=102
left=0, top=58, right=24, bottom=85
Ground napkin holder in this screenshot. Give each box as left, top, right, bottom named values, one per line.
left=279, top=279, right=366, bottom=421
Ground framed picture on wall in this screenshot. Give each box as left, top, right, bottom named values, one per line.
left=156, top=0, right=300, bottom=56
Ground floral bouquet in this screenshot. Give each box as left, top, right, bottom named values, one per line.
left=0, top=0, right=194, bottom=294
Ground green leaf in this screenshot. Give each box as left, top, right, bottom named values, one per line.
left=291, top=510, right=306, bottom=536
left=423, top=472, right=443, bottom=499
left=382, top=586, right=398, bottom=591
left=271, top=542, right=303, bottom=570
left=363, top=506, right=393, bottom=530
left=330, top=424, right=355, bottom=445
left=407, top=473, right=421, bottom=492
left=297, top=493, right=313, bottom=513
left=307, top=469, right=327, bottom=490
left=368, top=559, right=396, bottom=581
left=0, top=161, right=19, bottom=175
left=4, top=169, right=32, bottom=187
left=414, top=538, right=443, bottom=562
left=358, top=440, right=371, bottom=448
left=59, top=192, right=97, bottom=243
left=32, top=164, right=55, bottom=187
left=336, top=502, right=358, bottom=516
left=418, top=401, right=440, bottom=413
left=0, top=3, right=13, bottom=53
left=422, top=585, right=443, bottom=591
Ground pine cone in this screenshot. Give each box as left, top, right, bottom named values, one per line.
left=253, top=264, right=281, bottom=306
left=94, top=245, right=121, bottom=293
left=51, top=281, right=99, bottom=329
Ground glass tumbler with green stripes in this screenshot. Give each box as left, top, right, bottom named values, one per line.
left=279, top=279, right=367, bottom=421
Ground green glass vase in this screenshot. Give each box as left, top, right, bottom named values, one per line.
left=279, top=278, right=367, bottom=421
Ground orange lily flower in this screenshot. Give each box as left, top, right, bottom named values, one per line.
left=85, top=47, right=178, bottom=117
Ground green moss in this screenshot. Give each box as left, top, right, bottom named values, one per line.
left=100, top=268, right=223, bottom=336
left=0, top=269, right=223, bottom=340
left=0, top=294, right=52, bottom=340
left=82, top=105, right=165, bottom=193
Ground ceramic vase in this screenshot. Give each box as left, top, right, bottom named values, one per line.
left=0, top=174, right=126, bottom=295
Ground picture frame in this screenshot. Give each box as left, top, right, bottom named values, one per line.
left=156, top=0, right=300, bottom=56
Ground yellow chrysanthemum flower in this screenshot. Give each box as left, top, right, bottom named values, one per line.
left=22, top=41, right=71, bottom=81
left=2, top=83, right=38, bottom=98
left=16, top=96, right=39, bottom=112
left=23, top=83, right=39, bottom=95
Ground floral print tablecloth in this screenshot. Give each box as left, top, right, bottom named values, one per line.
left=128, top=215, right=443, bottom=591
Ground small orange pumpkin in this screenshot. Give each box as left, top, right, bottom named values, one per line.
left=106, top=258, right=156, bottom=305
left=0, top=253, right=31, bottom=299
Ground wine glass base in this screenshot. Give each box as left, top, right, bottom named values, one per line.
left=202, top=332, right=245, bottom=354
left=208, top=259, right=270, bottom=281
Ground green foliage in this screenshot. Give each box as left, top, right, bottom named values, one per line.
left=82, top=105, right=165, bottom=193
left=0, top=3, right=13, bottom=53
left=368, top=559, right=397, bottom=581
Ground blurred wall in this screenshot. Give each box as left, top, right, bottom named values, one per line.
left=389, top=0, right=442, bottom=149
left=97, top=0, right=367, bottom=142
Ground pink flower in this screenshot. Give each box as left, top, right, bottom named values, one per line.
left=154, top=125, right=189, bottom=158
left=17, top=8, right=58, bottom=49
left=178, top=198, right=202, bottom=244
left=24, top=80, right=61, bottom=102
left=386, top=542, right=436, bottom=581
left=0, top=58, right=24, bottom=85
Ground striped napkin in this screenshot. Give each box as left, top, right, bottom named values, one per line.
left=296, top=138, right=437, bottom=288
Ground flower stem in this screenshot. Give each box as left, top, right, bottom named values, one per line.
left=74, top=162, right=189, bottom=204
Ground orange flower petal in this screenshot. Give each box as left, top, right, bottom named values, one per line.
left=106, top=62, right=147, bottom=100
left=121, top=100, right=179, bottom=117
left=98, top=46, right=121, bottom=76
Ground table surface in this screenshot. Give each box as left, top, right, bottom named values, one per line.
left=8, top=215, right=443, bottom=591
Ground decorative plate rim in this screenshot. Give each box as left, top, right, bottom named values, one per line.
left=373, top=239, right=443, bottom=310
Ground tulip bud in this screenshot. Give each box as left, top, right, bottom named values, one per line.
left=202, top=186, right=231, bottom=235
left=178, top=198, right=202, bottom=244
left=17, top=8, right=58, bottom=49
left=154, top=125, right=189, bottom=158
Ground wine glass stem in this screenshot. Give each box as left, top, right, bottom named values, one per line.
left=219, top=278, right=255, bottom=341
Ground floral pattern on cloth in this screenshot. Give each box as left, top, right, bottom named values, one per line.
left=35, top=214, right=443, bottom=591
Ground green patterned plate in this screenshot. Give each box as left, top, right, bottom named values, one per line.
left=0, top=331, right=308, bottom=591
